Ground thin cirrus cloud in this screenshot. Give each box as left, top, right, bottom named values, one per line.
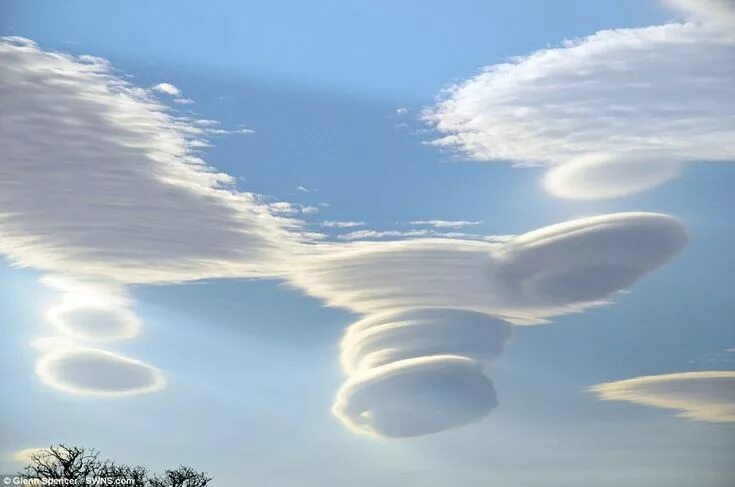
left=424, top=2, right=735, bottom=199
left=592, top=371, right=735, bottom=423
left=409, top=220, right=482, bottom=229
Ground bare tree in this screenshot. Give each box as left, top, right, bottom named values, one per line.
left=150, top=466, right=213, bottom=487
left=20, top=445, right=109, bottom=481
left=18, top=445, right=211, bottom=486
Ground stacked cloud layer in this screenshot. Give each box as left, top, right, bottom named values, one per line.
left=425, top=1, right=735, bottom=199
left=290, top=213, right=688, bottom=436
left=334, top=309, right=511, bottom=437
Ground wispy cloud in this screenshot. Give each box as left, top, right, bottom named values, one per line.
left=592, top=371, right=735, bottom=423
left=321, top=220, right=365, bottom=228
left=409, top=219, right=482, bottom=228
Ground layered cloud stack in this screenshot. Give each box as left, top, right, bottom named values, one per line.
left=307, top=213, right=688, bottom=436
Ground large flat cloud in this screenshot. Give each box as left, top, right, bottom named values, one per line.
left=0, top=37, right=301, bottom=284
left=289, top=212, right=687, bottom=324
left=592, top=371, right=735, bottom=423
left=425, top=12, right=735, bottom=199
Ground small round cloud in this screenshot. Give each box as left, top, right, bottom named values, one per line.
left=47, top=303, right=141, bottom=341
left=36, top=348, right=166, bottom=396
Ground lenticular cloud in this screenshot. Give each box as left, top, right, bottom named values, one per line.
left=297, top=213, right=688, bottom=437
left=334, top=309, right=511, bottom=437
left=425, top=12, right=735, bottom=199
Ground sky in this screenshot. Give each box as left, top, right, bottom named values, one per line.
left=0, top=1, right=734, bottom=486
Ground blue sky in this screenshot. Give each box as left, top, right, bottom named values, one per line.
left=1, top=1, right=734, bottom=486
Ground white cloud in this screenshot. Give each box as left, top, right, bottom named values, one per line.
left=592, top=371, right=735, bottom=423
left=409, top=220, right=482, bottom=228
left=35, top=347, right=166, bottom=397
left=0, top=38, right=693, bottom=435
left=333, top=355, right=498, bottom=438
left=172, top=97, right=195, bottom=105
left=666, top=0, right=735, bottom=27
left=151, top=82, right=181, bottom=96
left=11, top=448, right=46, bottom=464
left=43, top=276, right=141, bottom=342
left=425, top=18, right=735, bottom=199
left=334, top=309, right=511, bottom=437
left=0, top=37, right=301, bottom=284
left=289, top=212, right=687, bottom=324
left=321, top=220, right=365, bottom=228
left=290, top=213, right=688, bottom=437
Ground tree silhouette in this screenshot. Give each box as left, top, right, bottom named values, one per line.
left=18, top=445, right=212, bottom=486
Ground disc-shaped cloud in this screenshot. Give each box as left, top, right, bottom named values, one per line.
left=493, top=212, right=687, bottom=307
left=36, top=348, right=166, bottom=396
left=334, top=355, right=498, bottom=438
left=0, top=37, right=299, bottom=284
left=47, top=304, right=140, bottom=341
left=334, top=309, right=510, bottom=437
left=426, top=18, right=735, bottom=198
left=341, top=308, right=512, bottom=374
left=290, top=213, right=687, bottom=323
left=592, top=371, right=735, bottom=423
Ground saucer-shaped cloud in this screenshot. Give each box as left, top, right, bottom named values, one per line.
left=43, top=276, right=141, bottom=341
left=334, top=309, right=510, bottom=437
left=333, top=355, right=497, bottom=438
left=425, top=19, right=735, bottom=198
left=289, top=213, right=686, bottom=323
left=592, top=371, right=735, bottom=423
left=0, top=37, right=300, bottom=284
left=341, top=308, right=512, bottom=374
left=36, top=348, right=166, bottom=396
left=47, top=304, right=141, bottom=341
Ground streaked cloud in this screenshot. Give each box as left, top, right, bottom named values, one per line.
left=0, top=37, right=301, bottom=285
left=321, top=220, right=365, bottom=228
left=409, top=220, right=482, bottom=229
left=592, top=371, right=735, bottom=423
left=425, top=10, right=735, bottom=198
left=290, top=212, right=687, bottom=324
